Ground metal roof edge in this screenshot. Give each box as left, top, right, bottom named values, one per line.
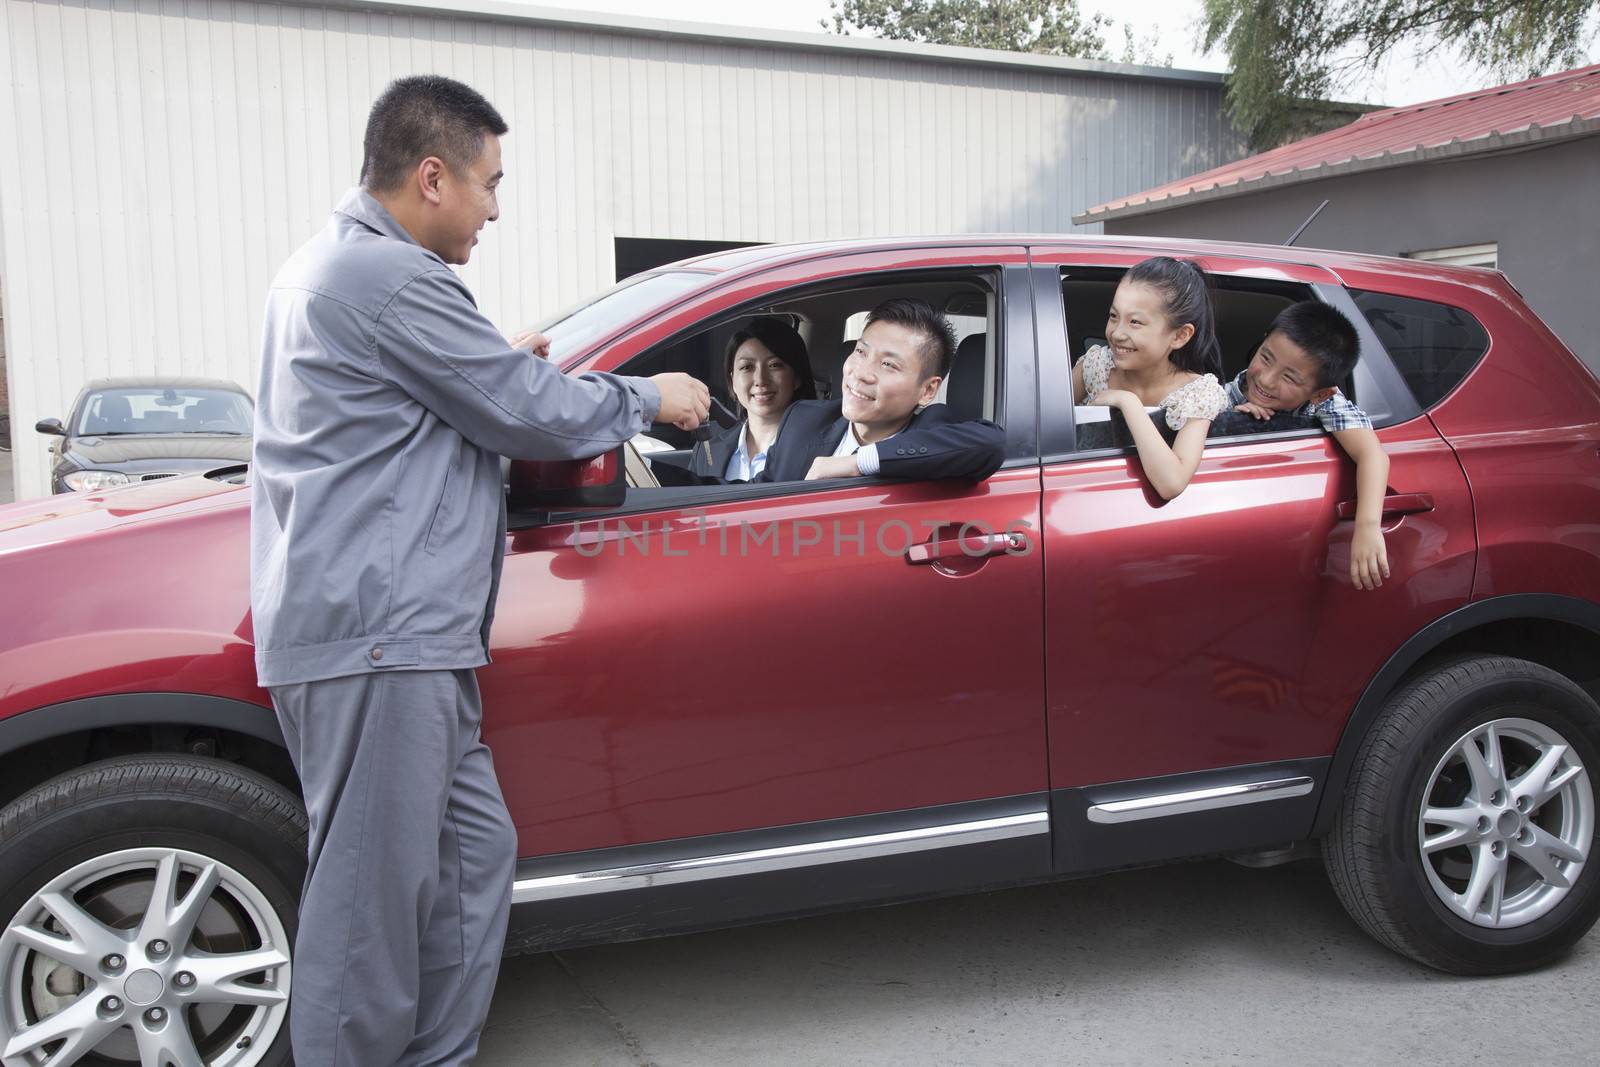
left=315, top=0, right=1227, bottom=86
left=1073, top=115, right=1600, bottom=225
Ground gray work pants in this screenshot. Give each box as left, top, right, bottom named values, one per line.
left=271, top=669, right=517, bottom=1066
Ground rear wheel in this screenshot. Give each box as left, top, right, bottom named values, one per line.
left=1327, top=655, right=1600, bottom=974
left=0, top=756, right=306, bottom=1066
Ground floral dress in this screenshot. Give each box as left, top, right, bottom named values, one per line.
left=1078, top=345, right=1229, bottom=431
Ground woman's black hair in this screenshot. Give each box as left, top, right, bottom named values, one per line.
left=1124, top=256, right=1222, bottom=377
left=723, top=317, right=817, bottom=408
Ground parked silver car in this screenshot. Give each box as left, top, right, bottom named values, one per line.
left=35, top=378, right=253, bottom=492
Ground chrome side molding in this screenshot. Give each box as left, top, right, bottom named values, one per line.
left=512, top=810, right=1049, bottom=904
left=1085, top=776, right=1315, bottom=825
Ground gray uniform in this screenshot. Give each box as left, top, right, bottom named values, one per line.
left=251, top=188, right=659, bottom=1065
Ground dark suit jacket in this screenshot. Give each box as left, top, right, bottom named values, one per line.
left=687, top=420, right=744, bottom=479
left=756, top=399, right=1005, bottom=483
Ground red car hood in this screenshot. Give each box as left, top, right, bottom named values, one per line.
left=0, top=472, right=248, bottom=555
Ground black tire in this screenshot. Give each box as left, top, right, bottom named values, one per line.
left=0, top=755, right=307, bottom=1066
left=1326, top=655, right=1600, bottom=974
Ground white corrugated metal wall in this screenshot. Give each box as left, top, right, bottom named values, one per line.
left=0, top=0, right=1242, bottom=500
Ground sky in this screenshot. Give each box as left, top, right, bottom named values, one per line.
left=518, top=0, right=1600, bottom=108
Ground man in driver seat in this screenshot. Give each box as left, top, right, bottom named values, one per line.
left=755, top=297, right=1004, bottom=483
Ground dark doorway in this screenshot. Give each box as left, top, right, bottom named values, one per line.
left=614, top=237, right=762, bottom=281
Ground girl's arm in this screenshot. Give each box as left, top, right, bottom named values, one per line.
left=1094, top=390, right=1209, bottom=500
left=1071, top=358, right=1087, bottom=404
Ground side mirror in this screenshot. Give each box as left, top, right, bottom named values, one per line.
left=35, top=418, right=66, bottom=436
left=508, top=447, right=626, bottom=512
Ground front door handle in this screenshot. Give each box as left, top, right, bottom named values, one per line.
left=1335, top=492, right=1435, bottom=521
left=906, top=530, right=1023, bottom=565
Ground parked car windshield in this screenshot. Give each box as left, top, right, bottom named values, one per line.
left=537, top=271, right=708, bottom=361
left=77, top=387, right=254, bottom=436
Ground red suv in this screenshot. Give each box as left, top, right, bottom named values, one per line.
left=3, top=238, right=1599, bottom=1067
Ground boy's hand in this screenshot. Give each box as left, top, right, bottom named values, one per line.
left=1351, top=522, right=1390, bottom=590
left=1234, top=401, right=1275, bottom=420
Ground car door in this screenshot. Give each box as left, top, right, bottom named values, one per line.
left=1028, top=251, right=1478, bottom=872
left=481, top=253, right=1048, bottom=863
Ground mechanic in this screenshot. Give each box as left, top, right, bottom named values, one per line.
left=250, top=75, right=707, bottom=1066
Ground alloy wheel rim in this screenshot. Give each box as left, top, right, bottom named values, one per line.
left=1, top=847, right=291, bottom=1067
left=1417, top=716, right=1594, bottom=929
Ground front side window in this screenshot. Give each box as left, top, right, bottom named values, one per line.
left=610, top=271, right=1000, bottom=502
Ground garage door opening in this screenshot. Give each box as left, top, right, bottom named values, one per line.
left=615, top=237, right=763, bottom=281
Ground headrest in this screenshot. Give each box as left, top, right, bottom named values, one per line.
left=945, top=334, right=985, bottom=421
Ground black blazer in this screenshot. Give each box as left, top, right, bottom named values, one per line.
left=686, top=420, right=744, bottom=479
left=756, top=400, right=1005, bottom=483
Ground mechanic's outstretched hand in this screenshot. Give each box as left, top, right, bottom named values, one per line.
left=508, top=327, right=551, bottom=358
left=651, top=373, right=710, bottom=432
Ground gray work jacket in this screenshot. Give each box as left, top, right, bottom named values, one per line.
left=250, top=188, right=659, bottom=687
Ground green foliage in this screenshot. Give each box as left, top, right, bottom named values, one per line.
left=824, top=0, right=1115, bottom=60
left=1120, top=24, right=1175, bottom=68
left=1202, top=0, right=1600, bottom=148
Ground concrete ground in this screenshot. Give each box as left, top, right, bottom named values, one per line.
left=479, top=857, right=1600, bottom=1066
left=0, top=447, right=12, bottom=504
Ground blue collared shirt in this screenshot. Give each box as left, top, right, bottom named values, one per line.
left=724, top=423, right=769, bottom=481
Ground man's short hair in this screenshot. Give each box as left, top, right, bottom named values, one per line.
left=1270, top=301, right=1362, bottom=389
left=865, top=298, right=957, bottom=381
left=360, top=75, right=509, bottom=194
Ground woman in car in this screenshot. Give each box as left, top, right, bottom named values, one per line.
left=690, top=317, right=817, bottom=480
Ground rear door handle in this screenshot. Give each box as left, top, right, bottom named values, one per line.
left=1335, top=492, right=1435, bottom=521
left=906, top=531, right=1022, bottom=564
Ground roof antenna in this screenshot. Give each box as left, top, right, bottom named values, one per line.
left=1285, top=200, right=1330, bottom=247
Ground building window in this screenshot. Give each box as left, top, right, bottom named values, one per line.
left=1405, top=243, right=1498, bottom=269
left=614, top=237, right=761, bottom=281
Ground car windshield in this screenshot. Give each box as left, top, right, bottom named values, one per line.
left=537, top=271, right=708, bottom=362
left=77, top=387, right=254, bottom=436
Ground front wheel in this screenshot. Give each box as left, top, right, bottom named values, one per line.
left=0, top=756, right=306, bottom=1066
left=1326, top=655, right=1600, bottom=974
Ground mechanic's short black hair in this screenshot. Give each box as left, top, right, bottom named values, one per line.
left=723, top=317, right=818, bottom=404
left=864, top=298, right=958, bottom=380
left=1269, top=301, right=1362, bottom=389
left=360, top=75, right=509, bottom=194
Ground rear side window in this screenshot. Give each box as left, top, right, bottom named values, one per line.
left=1350, top=290, right=1490, bottom=409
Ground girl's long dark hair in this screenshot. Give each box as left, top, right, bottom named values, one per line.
left=1125, top=257, right=1222, bottom=377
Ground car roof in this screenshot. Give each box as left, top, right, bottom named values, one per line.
left=80, top=376, right=251, bottom=394
left=671, top=234, right=1502, bottom=288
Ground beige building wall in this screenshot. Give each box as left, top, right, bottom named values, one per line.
left=0, top=0, right=1243, bottom=499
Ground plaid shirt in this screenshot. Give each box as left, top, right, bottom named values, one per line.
left=1225, top=370, right=1373, bottom=433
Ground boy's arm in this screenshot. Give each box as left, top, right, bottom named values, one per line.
left=1333, top=426, right=1392, bottom=590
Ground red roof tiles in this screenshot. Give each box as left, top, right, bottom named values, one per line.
left=1077, top=63, right=1600, bottom=223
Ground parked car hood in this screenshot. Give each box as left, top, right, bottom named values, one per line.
left=63, top=433, right=252, bottom=468
left=0, top=471, right=248, bottom=555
